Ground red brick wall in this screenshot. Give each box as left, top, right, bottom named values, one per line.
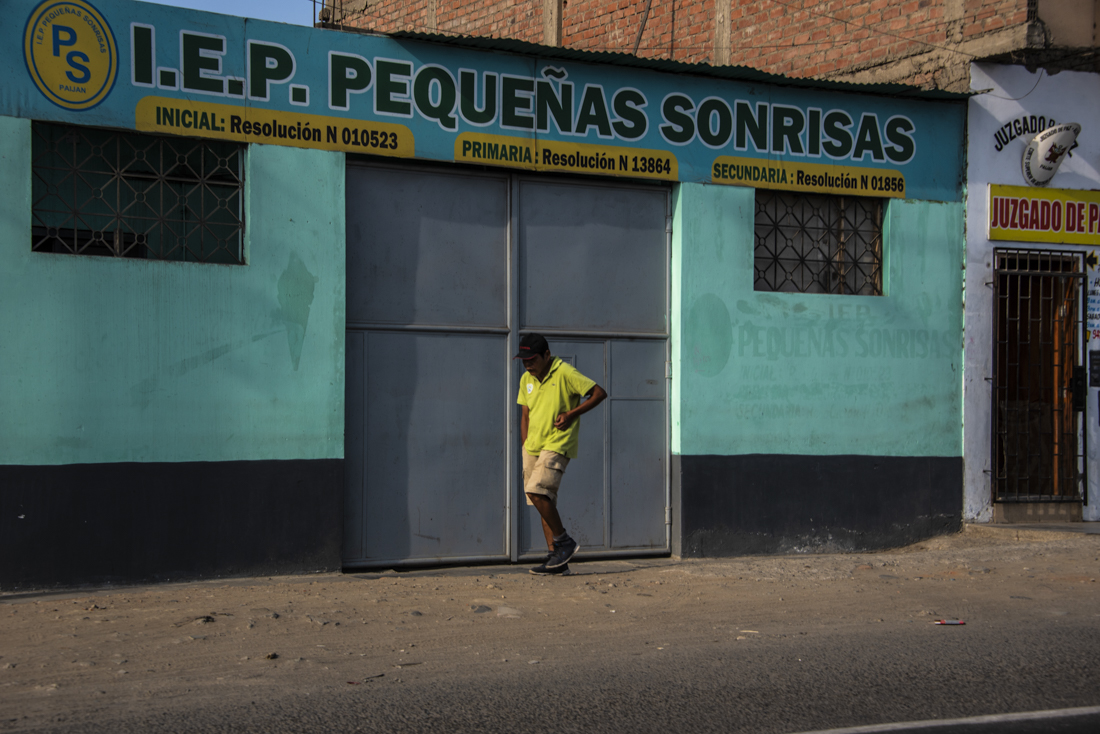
left=340, top=0, right=1031, bottom=80
left=341, top=0, right=544, bottom=42
left=726, top=0, right=1030, bottom=79
left=558, top=0, right=716, bottom=60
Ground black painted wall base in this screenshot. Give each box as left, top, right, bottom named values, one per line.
left=678, top=454, right=961, bottom=557
left=0, top=460, right=343, bottom=590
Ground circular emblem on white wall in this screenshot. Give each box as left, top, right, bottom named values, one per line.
left=1022, top=123, right=1080, bottom=186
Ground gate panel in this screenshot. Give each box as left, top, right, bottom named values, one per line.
left=356, top=331, right=507, bottom=563
left=346, top=167, right=508, bottom=327
left=609, top=339, right=666, bottom=400
left=609, top=339, right=667, bottom=548
left=343, top=330, right=366, bottom=560
left=517, top=180, right=669, bottom=559
left=518, top=181, right=667, bottom=334
left=345, top=165, right=510, bottom=567
left=610, top=399, right=667, bottom=548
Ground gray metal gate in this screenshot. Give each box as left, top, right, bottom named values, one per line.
left=344, top=164, right=669, bottom=568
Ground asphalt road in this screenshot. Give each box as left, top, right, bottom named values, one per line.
left=3, top=526, right=1099, bottom=733
left=67, top=618, right=1099, bottom=734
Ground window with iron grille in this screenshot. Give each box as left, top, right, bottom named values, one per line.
left=31, top=122, right=245, bottom=264
left=754, top=190, right=884, bottom=295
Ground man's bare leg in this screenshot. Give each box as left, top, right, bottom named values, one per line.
left=540, top=517, right=554, bottom=551
left=527, top=493, right=564, bottom=552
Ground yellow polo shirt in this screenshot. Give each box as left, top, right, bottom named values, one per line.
left=517, top=358, right=597, bottom=459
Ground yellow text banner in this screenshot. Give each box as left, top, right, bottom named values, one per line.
left=135, top=97, right=413, bottom=157
left=454, top=133, right=677, bottom=181
left=711, top=156, right=905, bottom=198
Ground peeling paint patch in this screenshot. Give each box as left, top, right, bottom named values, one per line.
left=687, top=293, right=732, bottom=377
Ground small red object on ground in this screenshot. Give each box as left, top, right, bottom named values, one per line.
left=934, top=619, right=965, bottom=625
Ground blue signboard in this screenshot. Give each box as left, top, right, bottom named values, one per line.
left=2, top=0, right=964, bottom=200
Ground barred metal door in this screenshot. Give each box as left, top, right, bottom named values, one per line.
left=992, top=249, right=1087, bottom=503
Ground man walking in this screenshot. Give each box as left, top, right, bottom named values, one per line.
left=515, top=334, right=607, bottom=575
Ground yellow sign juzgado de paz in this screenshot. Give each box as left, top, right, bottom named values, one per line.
left=454, top=133, right=678, bottom=180
left=989, top=184, right=1100, bottom=246
left=712, top=156, right=906, bottom=198
left=135, top=97, right=414, bottom=157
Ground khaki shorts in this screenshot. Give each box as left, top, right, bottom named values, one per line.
left=523, top=450, right=570, bottom=505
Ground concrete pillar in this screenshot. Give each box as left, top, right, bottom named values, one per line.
left=714, top=1, right=731, bottom=65
left=543, top=0, right=563, bottom=46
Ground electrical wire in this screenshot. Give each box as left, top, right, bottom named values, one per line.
left=982, top=67, right=1045, bottom=100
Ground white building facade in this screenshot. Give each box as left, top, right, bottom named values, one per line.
left=965, top=62, right=1100, bottom=523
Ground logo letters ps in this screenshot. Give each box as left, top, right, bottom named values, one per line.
left=24, top=0, right=118, bottom=110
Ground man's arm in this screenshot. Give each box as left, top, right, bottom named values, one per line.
left=520, top=405, right=530, bottom=445
left=553, top=384, right=607, bottom=429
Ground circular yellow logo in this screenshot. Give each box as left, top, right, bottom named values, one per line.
left=24, top=0, right=118, bottom=111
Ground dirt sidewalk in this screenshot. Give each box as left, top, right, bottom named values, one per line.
left=2, top=524, right=1099, bottom=732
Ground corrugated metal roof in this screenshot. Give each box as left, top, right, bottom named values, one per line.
left=369, top=28, right=971, bottom=101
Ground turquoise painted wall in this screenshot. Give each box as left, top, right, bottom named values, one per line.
left=672, top=182, right=963, bottom=458
left=0, top=116, right=345, bottom=465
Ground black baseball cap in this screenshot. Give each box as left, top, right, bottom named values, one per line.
left=513, top=333, right=549, bottom=360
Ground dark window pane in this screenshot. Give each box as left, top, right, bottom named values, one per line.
left=753, top=190, right=883, bottom=295
left=31, top=122, right=245, bottom=264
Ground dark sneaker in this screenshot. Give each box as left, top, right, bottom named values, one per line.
left=545, top=536, right=579, bottom=569
left=529, top=560, right=569, bottom=576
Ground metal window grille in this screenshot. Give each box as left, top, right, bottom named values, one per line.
left=1026, top=0, right=1038, bottom=22
left=31, top=122, right=245, bottom=264
left=992, top=249, right=1087, bottom=503
left=754, top=190, right=883, bottom=295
